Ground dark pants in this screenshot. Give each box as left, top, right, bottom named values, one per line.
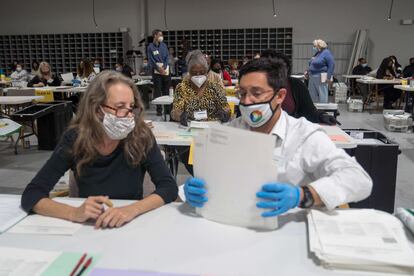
left=153, top=73, right=171, bottom=115
left=380, top=84, right=402, bottom=109
left=177, top=146, right=194, bottom=176
left=138, top=84, right=152, bottom=109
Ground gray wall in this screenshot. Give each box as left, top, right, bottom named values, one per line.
left=1, top=0, right=413, bottom=69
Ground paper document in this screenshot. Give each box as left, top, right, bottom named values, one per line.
left=0, top=247, right=61, bottom=276
left=60, top=73, right=74, bottom=83
left=320, top=72, right=328, bottom=83
left=308, top=209, right=414, bottom=274
left=0, top=195, right=28, bottom=233
left=193, top=125, right=278, bottom=230
left=8, top=213, right=82, bottom=236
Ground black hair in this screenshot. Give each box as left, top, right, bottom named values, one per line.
left=260, top=49, right=292, bottom=75
left=239, top=58, right=287, bottom=92
left=210, top=58, right=223, bottom=68
left=377, top=57, right=395, bottom=78
left=152, top=29, right=162, bottom=37
left=389, top=55, right=401, bottom=67
left=409, top=57, right=414, bottom=63
left=358, top=57, right=366, bottom=63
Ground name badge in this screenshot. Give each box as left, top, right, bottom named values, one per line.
left=194, top=110, right=208, bottom=120
left=153, top=50, right=159, bottom=55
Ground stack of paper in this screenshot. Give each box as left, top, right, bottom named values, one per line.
left=193, top=124, right=278, bottom=230
left=308, top=209, right=414, bottom=274
left=0, top=195, right=27, bottom=233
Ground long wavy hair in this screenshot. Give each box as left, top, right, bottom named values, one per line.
left=69, top=70, right=154, bottom=175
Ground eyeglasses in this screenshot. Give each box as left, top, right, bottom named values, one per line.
left=101, top=104, right=140, bottom=118
left=235, top=88, right=275, bottom=100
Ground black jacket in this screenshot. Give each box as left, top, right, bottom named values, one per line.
left=403, top=64, right=414, bottom=78
left=28, top=75, right=61, bottom=87
left=288, top=77, right=320, bottom=123
left=352, top=65, right=372, bottom=75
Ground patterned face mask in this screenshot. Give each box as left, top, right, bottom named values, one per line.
left=101, top=109, right=135, bottom=140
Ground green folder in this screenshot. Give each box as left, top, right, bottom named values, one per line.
left=42, top=252, right=100, bottom=276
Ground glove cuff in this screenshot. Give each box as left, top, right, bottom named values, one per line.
left=294, top=186, right=301, bottom=208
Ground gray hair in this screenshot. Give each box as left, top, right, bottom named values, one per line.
left=186, top=50, right=209, bottom=71
left=313, top=39, right=328, bottom=49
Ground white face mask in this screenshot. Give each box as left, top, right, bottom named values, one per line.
left=239, top=94, right=278, bottom=128
left=191, top=75, right=207, bottom=88
left=102, top=110, right=135, bottom=140
left=16, top=67, right=22, bottom=72
left=158, top=36, right=164, bottom=43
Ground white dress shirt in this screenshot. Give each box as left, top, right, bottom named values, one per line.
left=229, top=111, right=372, bottom=210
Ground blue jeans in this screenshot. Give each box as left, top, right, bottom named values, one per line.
left=308, top=74, right=329, bottom=103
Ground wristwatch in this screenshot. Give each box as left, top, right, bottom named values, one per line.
left=299, top=186, right=315, bottom=208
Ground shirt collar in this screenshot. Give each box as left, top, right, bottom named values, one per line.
left=270, top=110, right=287, bottom=142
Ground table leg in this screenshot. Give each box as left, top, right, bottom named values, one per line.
left=375, top=84, right=379, bottom=110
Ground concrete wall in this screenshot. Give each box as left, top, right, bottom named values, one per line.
left=1, top=0, right=413, bottom=68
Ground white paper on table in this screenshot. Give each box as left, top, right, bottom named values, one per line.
left=0, top=195, right=27, bottom=233
left=320, top=72, right=328, bottom=83
left=193, top=124, right=278, bottom=230
left=309, top=209, right=414, bottom=268
left=0, top=246, right=61, bottom=276
left=60, top=72, right=74, bottom=83
left=8, top=214, right=82, bottom=236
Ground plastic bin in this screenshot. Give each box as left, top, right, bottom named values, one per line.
left=344, top=129, right=399, bottom=213
left=347, top=97, right=363, bottom=112
left=383, top=110, right=412, bottom=133
left=11, top=101, right=73, bottom=150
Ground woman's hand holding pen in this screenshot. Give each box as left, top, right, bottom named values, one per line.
left=69, top=196, right=112, bottom=223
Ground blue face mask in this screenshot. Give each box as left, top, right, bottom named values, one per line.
left=312, top=47, right=318, bottom=54
left=361, top=63, right=368, bottom=67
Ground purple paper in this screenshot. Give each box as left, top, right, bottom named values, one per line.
left=89, top=268, right=199, bottom=276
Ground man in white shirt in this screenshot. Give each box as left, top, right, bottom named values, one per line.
left=184, top=58, right=372, bottom=216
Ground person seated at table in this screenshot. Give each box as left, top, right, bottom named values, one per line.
left=76, top=59, right=96, bottom=84
left=21, top=71, right=178, bottom=229
left=403, top=57, right=414, bottom=78
left=171, top=50, right=231, bottom=125
left=211, top=59, right=232, bottom=86
left=115, top=61, right=133, bottom=79
left=28, top=61, right=61, bottom=87
left=93, top=58, right=104, bottom=73
left=390, top=55, right=403, bottom=77
left=261, top=49, right=338, bottom=125
left=139, top=58, right=152, bottom=76
left=376, top=57, right=402, bottom=109
left=10, top=62, right=29, bottom=82
left=228, top=59, right=240, bottom=79
left=352, top=58, right=372, bottom=103
left=30, top=60, right=40, bottom=79
left=184, top=58, right=372, bottom=216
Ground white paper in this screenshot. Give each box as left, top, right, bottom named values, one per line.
left=8, top=214, right=82, bottom=236
left=0, top=247, right=61, bottom=276
left=60, top=72, right=74, bottom=83
left=0, top=195, right=27, bottom=233
left=320, top=72, right=328, bottom=83
left=193, top=110, right=208, bottom=121
left=193, top=125, right=278, bottom=230
left=0, top=119, right=21, bottom=137
left=308, top=209, right=414, bottom=273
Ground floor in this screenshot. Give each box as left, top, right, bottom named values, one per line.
left=1, top=103, right=413, bottom=210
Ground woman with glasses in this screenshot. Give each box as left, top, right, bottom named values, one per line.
left=171, top=50, right=230, bottom=126
left=21, top=71, right=178, bottom=229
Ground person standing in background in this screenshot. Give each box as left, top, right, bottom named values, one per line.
left=306, top=39, right=335, bottom=103
left=352, top=58, right=372, bottom=103
left=168, top=47, right=178, bottom=76
left=147, top=29, right=171, bottom=116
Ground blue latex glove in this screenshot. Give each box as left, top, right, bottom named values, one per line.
left=256, top=183, right=301, bottom=217
left=184, top=177, right=208, bottom=208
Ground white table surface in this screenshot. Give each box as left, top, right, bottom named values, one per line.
left=356, top=78, right=402, bottom=85
left=290, top=74, right=305, bottom=79
left=342, top=74, right=364, bottom=79
left=1, top=196, right=406, bottom=276
left=314, top=103, right=338, bottom=110
left=151, top=121, right=356, bottom=149
left=0, top=96, right=44, bottom=104
left=394, top=85, right=414, bottom=92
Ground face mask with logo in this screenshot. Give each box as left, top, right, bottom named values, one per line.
left=158, top=36, right=164, bottom=43
left=101, top=109, right=135, bottom=140
left=191, top=75, right=207, bottom=88
left=239, top=93, right=278, bottom=128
